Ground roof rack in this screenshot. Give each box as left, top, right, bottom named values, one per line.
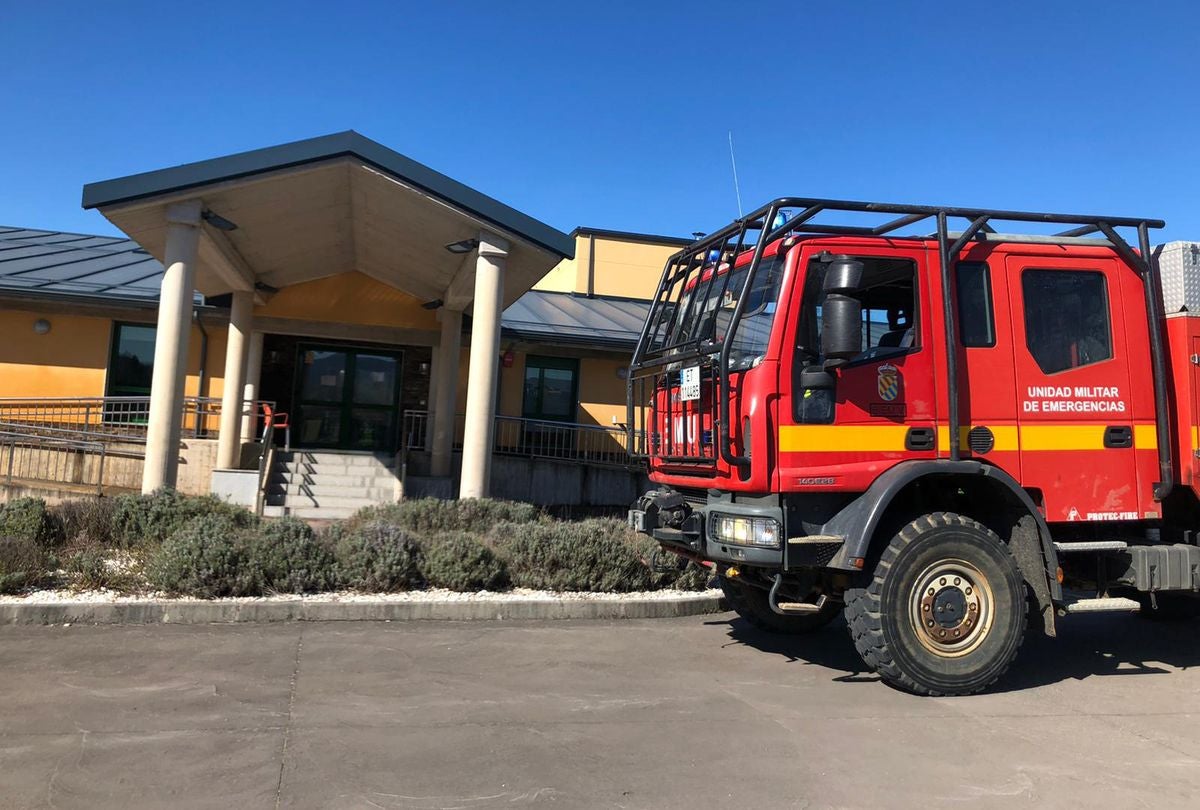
left=628, top=197, right=1172, bottom=497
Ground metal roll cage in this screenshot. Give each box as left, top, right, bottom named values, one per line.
left=627, top=197, right=1171, bottom=500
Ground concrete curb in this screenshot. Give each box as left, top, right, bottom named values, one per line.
left=0, top=592, right=724, bottom=626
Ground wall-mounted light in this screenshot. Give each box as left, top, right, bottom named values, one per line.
left=421, top=298, right=444, bottom=310
left=444, top=238, right=479, bottom=254
left=616, top=366, right=629, bottom=380
left=201, top=209, right=239, bottom=231
left=32, top=318, right=51, bottom=335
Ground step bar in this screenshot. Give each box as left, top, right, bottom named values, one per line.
left=1053, top=541, right=1129, bottom=553
left=1060, top=596, right=1142, bottom=614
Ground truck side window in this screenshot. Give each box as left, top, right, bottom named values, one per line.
left=956, top=262, right=995, bottom=347
left=1022, top=269, right=1112, bottom=374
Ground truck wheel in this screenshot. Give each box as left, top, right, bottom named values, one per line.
left=719, top=576, right=842, bottom=634
left=844, top=512, right=1027, bottom=696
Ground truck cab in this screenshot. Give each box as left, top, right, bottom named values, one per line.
left=628, top=198, right=1200, bottom=695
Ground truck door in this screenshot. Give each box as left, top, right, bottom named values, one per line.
left=1007, top=254, right=1140, bottom=522
left=776, top=243, right=938, bottom=494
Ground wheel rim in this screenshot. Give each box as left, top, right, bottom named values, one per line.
left=908, top=558, right=994, bottom=658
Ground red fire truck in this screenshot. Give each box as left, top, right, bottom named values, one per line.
left=627, top=197, right=1200, bottom=695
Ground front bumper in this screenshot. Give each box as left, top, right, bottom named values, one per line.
left=629, top=490, right=785, bottom=567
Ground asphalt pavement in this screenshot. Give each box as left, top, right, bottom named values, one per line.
left=3, top=611, right=1200, bottom=809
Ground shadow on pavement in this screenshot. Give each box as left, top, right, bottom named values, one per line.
left=709, top=611, right=1200, bottom=693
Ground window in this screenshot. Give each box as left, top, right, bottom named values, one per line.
left=1022, top=269, right=1112, bottom=374
left=522, top=356, right=579, bottom=422
left=956, top=263, right=995, bottom=347
left=106, top=323, right=156, bottom=396
left=793, top=255, right=918, bottom=423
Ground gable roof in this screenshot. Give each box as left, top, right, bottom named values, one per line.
left=82, top=130, right=574, bottom=259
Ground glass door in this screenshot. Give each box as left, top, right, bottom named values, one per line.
left=294, top=345, right=403, bottom=451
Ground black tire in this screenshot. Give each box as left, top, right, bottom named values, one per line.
left=1137, top=592, right=1200, bottom=621
left=719, top=575, right=842, bottom=634
left=844, top=512, right=1027, bottom=696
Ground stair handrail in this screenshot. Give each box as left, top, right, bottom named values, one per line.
left=255, top=404, right=280, bottom=517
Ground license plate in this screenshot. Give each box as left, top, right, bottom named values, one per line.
left=681, top=366, right=700, bottom=401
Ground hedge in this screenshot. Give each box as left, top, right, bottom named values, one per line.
left=0, top=494, right=714, bottom=597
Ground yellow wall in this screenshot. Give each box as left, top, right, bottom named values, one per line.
left=578, top=356, right=628, bottom=427
left=0, top=308, right=228, bottom=401
left=256, top=271, right=439, bottom=330
left=0, top=311, right=111, bottom=397
left=534, top=233, right=681, bottom=301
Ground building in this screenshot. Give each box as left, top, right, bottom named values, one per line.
left=0, top=133, right=688, bottom=514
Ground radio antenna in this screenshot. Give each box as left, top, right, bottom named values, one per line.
left=728, top=131, right=744, bottom=219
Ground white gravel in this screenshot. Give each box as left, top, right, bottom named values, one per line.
left=0, top=587, right=719, bottom=605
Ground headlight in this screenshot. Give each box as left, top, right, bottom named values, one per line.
left=709, top=514, right=780, bottom=548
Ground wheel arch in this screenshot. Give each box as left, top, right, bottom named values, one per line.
left=823, top=460, right=1060, bottom=636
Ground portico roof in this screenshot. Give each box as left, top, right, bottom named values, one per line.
left=81, top=131, right=573, bottom=310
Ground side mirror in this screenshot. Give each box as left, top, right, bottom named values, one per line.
left=821, top=256, right=864, bottom=362
left=799, top=365, right=835, bottom=389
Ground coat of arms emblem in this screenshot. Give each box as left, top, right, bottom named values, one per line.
left=877, top=363, right=901, bottom=402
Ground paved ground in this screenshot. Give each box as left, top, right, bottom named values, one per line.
left=4, top=612, right=1200, bottom=810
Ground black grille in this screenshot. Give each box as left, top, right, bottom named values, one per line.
left=967, top=426, right=995, bottom=455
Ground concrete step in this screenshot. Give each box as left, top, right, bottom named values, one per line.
left=276, top=482, right=397, bottom=499
left=262, top=505, right=360, bottom=520
left=273, top=472, right=399, bottom=488
left=274, top=452, right=395, bottom=470
left=275, top=493, right=382, bottom=510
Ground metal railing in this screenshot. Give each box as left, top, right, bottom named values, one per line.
left=0, top=396, right=273, bottom=443
left=1, top=429, right=108, bottom=494
left=402, top=410, right=641, bottom=467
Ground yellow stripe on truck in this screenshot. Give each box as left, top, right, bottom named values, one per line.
left=780, top=423, right=1161, bottom=453
left=1134, top=424, right=1158, bottom=450
left=937, top=426, right=1019, bottom=453
left=1017, top=425, right=1108, bottom=451
left=778, top=425, right=910, bottom=453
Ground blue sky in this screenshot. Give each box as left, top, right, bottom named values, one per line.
left=1, top=1, right=1196, bottom=242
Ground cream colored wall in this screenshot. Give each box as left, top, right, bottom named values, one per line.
left=533, top=234, right=680, bottom=301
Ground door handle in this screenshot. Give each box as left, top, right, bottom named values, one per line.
left=906, top=427, right=936, bottom=451
left=1103, top=426, right=1133, bottom=448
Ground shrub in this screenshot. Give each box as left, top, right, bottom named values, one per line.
left=0, top=497, right=63, bottom=549
left=53, top=498, right=115, bottom=547
left=147, top=514, right=259, bottom=597
left=111, top=489, right=257, bottom=549
left=348, top=498, right=542, bottom=535
left=62, top=545, right=139, bottom=592
left=245, top=518, right=336, bottom=594
left=0, top=535, right=50, bottom=594
left=489, top=518, right=653, bottom=593
left=421, top=530, right=509, bottom=592
left=334, top=521, right=423, bottom=592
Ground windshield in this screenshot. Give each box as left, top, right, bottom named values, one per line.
left=664, top=253, right=785, bottom=369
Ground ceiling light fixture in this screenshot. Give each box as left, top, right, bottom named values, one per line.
left=444, top=238, right=479, bottom=254
left=201, top=209, right=239, bottom=231
left=421, top=298, right=444, bottom=310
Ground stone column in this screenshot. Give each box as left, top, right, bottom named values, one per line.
left=216, top=290, right=253, bottom=469
left=459, top=231, right=508, bottom=499
left=431, top=308, right=463, bottom=477
left=240, top=330, right=264, bottom=443
left=142, top=201, right=201, bottom=493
